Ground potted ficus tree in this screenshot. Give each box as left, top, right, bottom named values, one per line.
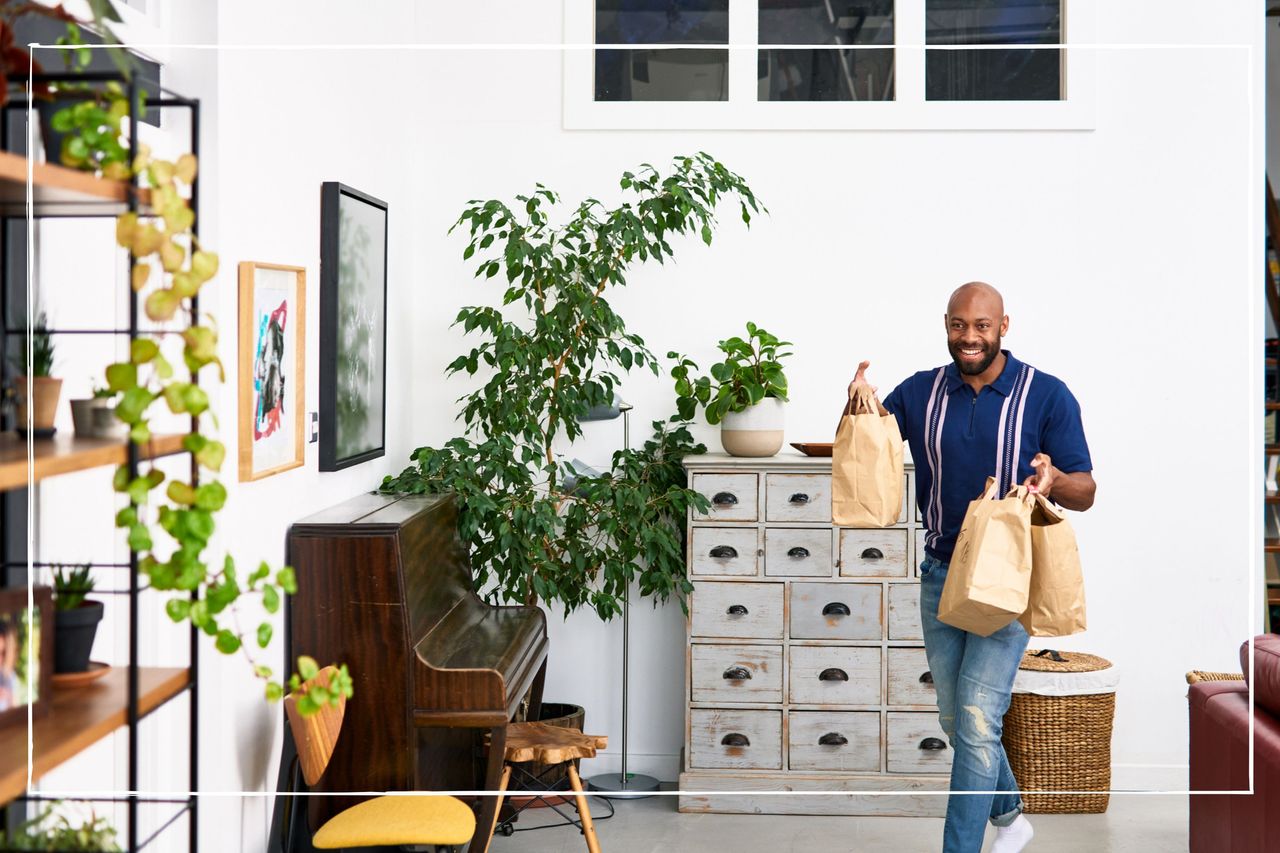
left=14, top=311, right=62, bottom=438
left=381, top=154, right=762, bottom=751
left=670, top=321, right=793, bottom=457
left=52, top=564, right=103, bottom=674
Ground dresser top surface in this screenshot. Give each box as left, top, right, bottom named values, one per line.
left=684, top=451, right=914, bottom=473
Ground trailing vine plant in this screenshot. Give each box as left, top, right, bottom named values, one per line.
left=102, top=146, right=351, bottom=710
left=381, top=153, right=763, bottom=620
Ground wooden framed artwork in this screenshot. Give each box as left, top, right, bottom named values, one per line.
left=0, top=586, right=52, bottom=729
left=238, top=262, right=306, bottom=481
left=318, top=182, right=388, bottom=471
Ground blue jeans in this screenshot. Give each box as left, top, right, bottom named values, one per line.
left=919, top=555, right=1029, bottom=853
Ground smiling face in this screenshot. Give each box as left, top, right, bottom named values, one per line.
left=945, top=282, right=1009, bottom=377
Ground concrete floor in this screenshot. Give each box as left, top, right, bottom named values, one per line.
left=488, top=787, right=1189, bottom=852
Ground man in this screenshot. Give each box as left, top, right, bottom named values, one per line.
left=845, top=282, right=1095, bottom=853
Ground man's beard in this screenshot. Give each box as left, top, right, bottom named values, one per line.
left=949, top=337, right=1001, bottom=376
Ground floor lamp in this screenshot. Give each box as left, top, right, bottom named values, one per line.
left=581, top=400, right=660, bottom=798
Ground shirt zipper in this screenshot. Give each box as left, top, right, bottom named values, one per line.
left=968, top=392, right=978, bottom=437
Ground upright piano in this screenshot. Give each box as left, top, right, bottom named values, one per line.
left=284, top=492, right=549, bottom=852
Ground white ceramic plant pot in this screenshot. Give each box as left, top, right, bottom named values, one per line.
left=720, top=397, right=785, bottom=457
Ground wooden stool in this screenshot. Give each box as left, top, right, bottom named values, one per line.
left=483, top=721, right=608, bottom=853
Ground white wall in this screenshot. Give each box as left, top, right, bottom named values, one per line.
left=36, top=2, right=1258, bottom=850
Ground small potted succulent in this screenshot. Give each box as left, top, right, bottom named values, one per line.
left=70, top=383, right=121, bottom=439
left=14, top=311, right=62, bottom=438
left=52, top=564, right=103, bottom=674
left=670, top=321, right=793, bottom=457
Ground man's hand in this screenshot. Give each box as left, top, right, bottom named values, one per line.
left=1024, top=453, right=1055, bottom=495
left=847, top=360, right=877, bottom=398
left=1024, top=452, right=1097, bottom=511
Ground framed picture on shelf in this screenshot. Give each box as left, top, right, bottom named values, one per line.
left=318, top=182, right=388, bottom=471
left=0, top=586, right=52, bottom=729
left=237, top=262, right=306, bottom=482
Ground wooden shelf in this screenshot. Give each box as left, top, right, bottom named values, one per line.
left=0, top=666, right=189, bottom=803
left=0, top=432, right=186, bottom=492
left=0, top=150, right=149, bottom=217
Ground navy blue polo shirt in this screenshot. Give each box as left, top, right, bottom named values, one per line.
left=882, top=351, right=1092, bottom=562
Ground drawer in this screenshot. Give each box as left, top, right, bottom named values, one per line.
left=788, top=645, right=881, bottom=705
left=790, top=582, right=883, bottom=640
left=689, top=709, right=782, bottom=770
left=690, top=527, right=759, bottom=577
left=692, top=474, right=758, bottom=522
left=788, top=711, right=881, bottom=772
left=690, top=582, right=784, bottom=639
left=765, top=473, right=831, bottom=522
left=915, top=528, right=928, bottom=576
left=886, top=711, right=952, bottom=775
left=887, top=647, right=937, bottom=706
left=838, top=529, right=909, bottom=578
left=692, top=644, right=783, bottom=703
left=764, top=528, right=833, bottom=578
left=887, top=584, right=923, bottom=640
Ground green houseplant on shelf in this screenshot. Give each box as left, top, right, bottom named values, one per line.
left=13, top=310, right=62, bottom=437
left=0, top=801, right=120, bottom=851
left=380, top=152, right=763, bottom=621
left=51, top=564, right=102, bottom=674
left=670, top=321, right=793, bottom=457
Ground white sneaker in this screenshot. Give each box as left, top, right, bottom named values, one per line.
left=989, top=814, right=1034, bottom=853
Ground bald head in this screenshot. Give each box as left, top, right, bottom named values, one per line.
left=947, top=281, right=1004, bottom=316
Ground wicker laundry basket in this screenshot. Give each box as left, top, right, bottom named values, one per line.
left=1002, top=649, right=1118, bottom=814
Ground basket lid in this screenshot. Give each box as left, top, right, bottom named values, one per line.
left=1019, top=648, right=1112, bottom=674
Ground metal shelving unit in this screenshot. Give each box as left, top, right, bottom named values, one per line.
left=0, top=70, right=200, bottom=852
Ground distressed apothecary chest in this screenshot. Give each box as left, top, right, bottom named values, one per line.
left=679, top=453, right=949, bottom=815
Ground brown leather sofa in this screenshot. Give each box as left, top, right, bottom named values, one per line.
left=1188, top=634, right=1280, bottom=853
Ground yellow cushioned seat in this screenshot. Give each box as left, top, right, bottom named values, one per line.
left=312, top=794, right=476, bottom=849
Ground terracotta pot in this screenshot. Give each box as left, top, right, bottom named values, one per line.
left=15, top=376, right=63, bottom=434
left=721, top=397, right=785, bottom=457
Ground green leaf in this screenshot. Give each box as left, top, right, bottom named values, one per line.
left=127, top=522, right=152, bottom=552
left=276, top=566, right=297, bottom=595
left=116, top=387, right=155, bottom=425
left=265, top=682, right=284, bottom=702
left=130, top=339, right=160, bottom=364
left=165, top=598, right=191, bottom=623
left=297, top=655, right=319, bottom=681
left=194, top=481, right=227, bottom=511
left=115, top=506, right=137, bottom=528
left=129, top=422, right=150, bottom=444
left=257, top=623, right=273, bottom=649
left=166, top=481, right=197, bottom=505
left=195, top=439, right=226, bottom=472
left=113, top=465, right=130, bottom=492
left=262, top=584, right=280, bottom=614
left=215, top=629, right=241, bottom=655
left=105, top=362, right=138, bottom=392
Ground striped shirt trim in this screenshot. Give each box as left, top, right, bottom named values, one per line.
left=923, top=367, right=947, bottom=549
left=996, top=364, right=1034, bottom=494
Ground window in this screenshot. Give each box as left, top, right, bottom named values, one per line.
left=564, top=0, right=1094, bottom=130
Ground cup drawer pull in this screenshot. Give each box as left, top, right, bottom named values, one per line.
left=919, top=670, right=934, bottom=684
left=709, top=545, right=739, bottom=560
left=712, top=492, right=739, bottom=506
left=822, top=602, right=851, bottom=617
left=726, top=604, right=749, bottom=616
left=860, top=547, right=884, bottom=560
left=789, top=492, right=810, bottom=504
left=721, top=733, right=750, bottom=747
left=787, top=546, right=810, bottom=559
left=722, top=666, right=752, bottom=681
left=818, top=732, right=848, bottom=747
left=818, top=668, right=849, bottom=682
left=919, top=737, right=948, bottom=751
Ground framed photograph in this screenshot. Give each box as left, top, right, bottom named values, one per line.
left=238, top=262, right=306, bottom=481
left=0, top=586, right=52, bottom=729
left=319, top=183, right=388, bottom=472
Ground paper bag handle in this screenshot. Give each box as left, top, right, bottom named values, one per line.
left=844, top=385, right=887, bottom=417
left=1032, top=649, right=1067, bottom=663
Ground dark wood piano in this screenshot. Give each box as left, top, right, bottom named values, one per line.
left=285, top=492, right=548, bottom=852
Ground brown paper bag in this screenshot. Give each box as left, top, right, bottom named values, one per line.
left=1019, top=492, right=1087, bottom=637
left=832, top=385, right=904, bottom=528
left=938, top=478, right=1033, bottom=637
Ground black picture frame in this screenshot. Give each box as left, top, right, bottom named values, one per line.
left=319, top=183, right=389, bottom=472
left=0, top=586, right=53, bottom=729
